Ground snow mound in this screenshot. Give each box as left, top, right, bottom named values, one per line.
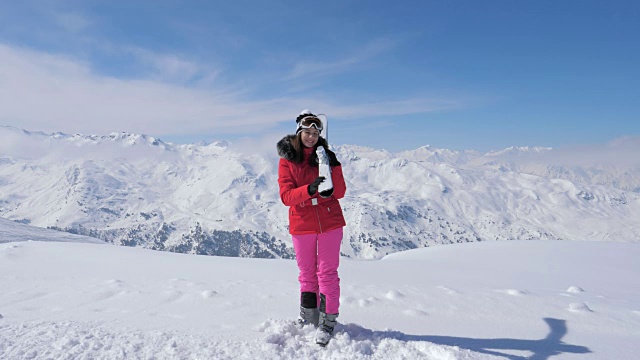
left=385, top=290, right=405, bottom=300
left=201, top=290, right=219, bottom=298
left=567, top=286, right=585, bottom=293
left=256, top=319, right=501, bottom=359
left=496, top=289, right=530, bottom=296
left=0, top=321, right=251, bottom=360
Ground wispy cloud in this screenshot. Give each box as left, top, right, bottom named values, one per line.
left=0, top=43, right=283, bottom=135
left=0, top=42, right=465, bottom=139
left=285, top=37, right=398, bottom=81
left=287, top=57, right=363, bottom=81
left=122, top=46, right=222, bottom=85
left=51, top=10, right=92, bottom=33
left=328, top=97, right=463, bottom=118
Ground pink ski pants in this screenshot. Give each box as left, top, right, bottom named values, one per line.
left=292, top=227, right=343, bottom=314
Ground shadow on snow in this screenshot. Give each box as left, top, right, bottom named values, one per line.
left=340, top=318, right=591, bottom=360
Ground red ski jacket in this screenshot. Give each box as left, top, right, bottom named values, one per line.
left=277, top=140, right=347, bottom=235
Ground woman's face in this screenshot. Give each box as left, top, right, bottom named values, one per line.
left=300, top=129, right=320, bottom=148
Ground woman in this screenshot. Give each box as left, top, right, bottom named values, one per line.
left=276, top=110, right=347, bottom=346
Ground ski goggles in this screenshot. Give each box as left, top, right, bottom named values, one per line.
left=298, top=116, right=323, bottom=131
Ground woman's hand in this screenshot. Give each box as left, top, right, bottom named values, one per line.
left=307, top=176, right=326, bottom=196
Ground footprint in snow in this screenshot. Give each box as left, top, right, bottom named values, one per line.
left=568, top=302, right=593, bottom=313
left=358, top=298, right=380, bottom=308
left=436, top=286, right=461, bottom=295
left=92, top=290, right=125, bottom=302
left=104, top=279, right=123, bottom=287
left=402, top=309, right=428, bottom=317
left=340, top=296, right=356, bottom=305
left=162, top=290, right=185, bottom=303
left=0, top=243, right=20, bottom=251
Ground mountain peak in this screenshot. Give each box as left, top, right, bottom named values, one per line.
left=106, top=132, right=169, bottom=148
left=486, top=146, right=553, bottom=157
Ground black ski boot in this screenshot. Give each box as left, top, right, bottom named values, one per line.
left=296, top=292, right=319, bottom=328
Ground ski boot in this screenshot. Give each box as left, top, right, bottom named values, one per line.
left=315, top=312, right=338, bottom=347
left=295, top=292, right=319, bottom=328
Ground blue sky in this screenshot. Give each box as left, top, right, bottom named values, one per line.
left=0, top=1, right=638, bottom=152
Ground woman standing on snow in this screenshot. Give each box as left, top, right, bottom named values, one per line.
left=276, top=110, right=347, bottom=346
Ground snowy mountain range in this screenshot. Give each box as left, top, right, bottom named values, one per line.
left=1, top=125, right=639, bottom=259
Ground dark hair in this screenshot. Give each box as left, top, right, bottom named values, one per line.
left=290, top=133, right=305, bottom=164
left=291, top=134, right=338, bottom=167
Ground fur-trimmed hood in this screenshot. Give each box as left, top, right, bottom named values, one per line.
left=276, top=134, right=298, bottom=161
left=277, top=134, right=341, bottom=166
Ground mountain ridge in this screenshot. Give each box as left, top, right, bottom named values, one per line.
left=1, top=126, right=639, bottom=259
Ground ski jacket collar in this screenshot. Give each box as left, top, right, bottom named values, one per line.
left=276, top=134, right=316, bottom=162
left=276, top=134, right=341, bottom=167
left=277, top=134, right=297, bottom=161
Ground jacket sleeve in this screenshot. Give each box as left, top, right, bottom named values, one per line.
left=330, top=164, right=347, bottom=200
left=326, top=148, right=341, bottom=166
left=278, top=158, right=312, bottom=206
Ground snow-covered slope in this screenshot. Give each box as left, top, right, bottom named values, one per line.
left=0, top=216, right=103, bottom=244
left=1, top=224, right=639, bottom=359
left=1, top=125, right=639, bottom=259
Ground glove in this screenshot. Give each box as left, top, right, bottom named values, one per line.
left=326, top=149, right=341, bottom=166
left=307, top=176, right=325, bottom=196
left=319, top=188, right=334, bottom=198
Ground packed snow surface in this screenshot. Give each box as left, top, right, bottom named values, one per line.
left=1, top=221, right=639, bottom=359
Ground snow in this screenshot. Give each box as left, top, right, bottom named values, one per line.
left=0, top=217, right=103, bottom=245
left=1, top=221, right=639, bottom=359
left=2, top=126, right=640, bottom=260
